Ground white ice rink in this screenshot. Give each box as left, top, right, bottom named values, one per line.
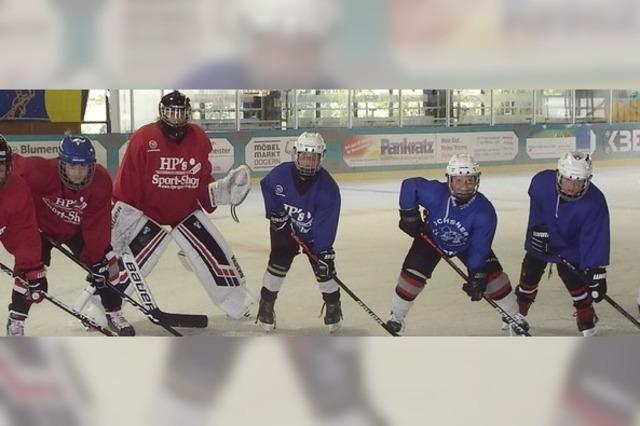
left=5, top=161, right=640, bottom=336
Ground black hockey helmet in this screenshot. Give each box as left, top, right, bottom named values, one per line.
left=158, top=90, right=191, bottom=142
left=0, top=134, right=12, bottom=188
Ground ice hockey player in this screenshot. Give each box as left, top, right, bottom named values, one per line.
left=515, top=151, right=609, bottom=336
left=12, top=134, right=134, bottom=336
left=386, top=153, right=528, bottom=336
left=111, top=90, right=253, bottom=320
left=257, top=132, right=342, bottom=333
left=0, top=135, right=49, bottom=336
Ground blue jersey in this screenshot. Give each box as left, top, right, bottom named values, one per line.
left=526, top=170, right=610, bottom=269
left=399, top=177, right=497, bottom=272
left=260, top=162, right=341, bottom=254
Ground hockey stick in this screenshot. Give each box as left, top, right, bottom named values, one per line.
left=0, top=261, right=116, bottom=336
left=119, top=253, right=207, bottom=328
left=554, top=255, right=640, bottom=330
left=418, top=232, right=532, bottom=336
left=43, top=235, right=195, bottom=335
left=289, top=231, right=399, bottom=337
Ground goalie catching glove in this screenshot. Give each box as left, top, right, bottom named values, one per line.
left=208, top=165, right=251, bottom=207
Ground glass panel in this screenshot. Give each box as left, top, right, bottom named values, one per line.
left=132, top=90, right=162, bottom=130
left=238, top=90, right=283, bottom=130
left=492, top=89, right=533, bottom=124
left=451, top=89, right=491, bottom=125
left=80, top=89, right=108, bottom=134
left=184, top=90, right=237, bottom=131
left=611, top=90, right=640, bottom=122
left=535, top=89, right=572, bottom=123
left=575, top=90, right=608, bottom=123
left=352, top=89, right=399, bottom=127
left=401, top=89, right=447, bottom=126
left=295, top=89, right=348, bottom=128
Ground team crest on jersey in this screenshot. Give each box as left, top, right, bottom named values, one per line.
left=43, top=196, right=88, bottom=225
left=432, top=217, right=469, bottom=250
left=148, top=140, right=159, bottom=151
left=284, top=203, right=313, bottom=233
left=275, top=185, right=285, bottom=197
left=151, top=157, right=201, bottom=190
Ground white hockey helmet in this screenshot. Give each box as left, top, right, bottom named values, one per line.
left=556, top=151, right=593, bottom=201
left=293, top=132, right=326, bottom=176
left=445, top=154, right=481, bottom=202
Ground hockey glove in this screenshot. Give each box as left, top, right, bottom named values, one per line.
left=398, top=208, right=424, bottom=238
left=87, top=252, right=119, bottom=289
left=208, top=165, right=251, bottom=207
left=586, top=266, right=607, bottom=303
left=313, top=249, right=336, bottom=281
left=462, top=270, right=487, bottom=302
left=22, top=267, right=47, bottom=303
left=270, top=211, right=290, bottom=233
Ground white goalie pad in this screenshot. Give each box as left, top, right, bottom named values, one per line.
left=112, top=201, right=171, bottom=277
left=172, top=209, right=255, bottom=318
left=111, top=201, right=144, bottom=255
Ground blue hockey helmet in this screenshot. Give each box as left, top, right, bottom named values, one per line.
left=58, top=135, right=96, bottom=190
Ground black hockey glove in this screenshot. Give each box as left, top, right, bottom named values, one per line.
left=270, top=211, right=290, bottom=233
left=398, top=208, right=424, bottom=238
left=313, top=249, right=336, bottom=281
left=586, top=266, right=607, bottom=303
left=22, top=267, right=48, bottom=304
left=528, top=226, right=550, bottom=255
left=462, top=270, right=487, bottom=302
left=87, top=252, right=119, bottom=289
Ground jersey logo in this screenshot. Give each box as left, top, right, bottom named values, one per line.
left=152, top=157, right=202, bottom=190
left=147, top=139, right=159, bottom=151
left=284, top=203, right=313, bottom=234
left=275, top=185, right=285, bottom=197
left=42, top=197, right=88, bottom=226
left=431, top=218, right=469, bottom=250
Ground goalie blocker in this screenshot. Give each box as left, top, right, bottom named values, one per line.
left=112, top=201, right=255, bottom=319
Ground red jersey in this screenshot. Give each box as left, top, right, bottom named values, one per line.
left=13, top=155, right=112, bottom=265
left=113, top=122, right=215, bottom=226
left=0, top=173, right=42, bottom=274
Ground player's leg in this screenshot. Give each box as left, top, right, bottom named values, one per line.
left=386, top=237, right=441, bottom=335
left=172, top=209, right=255, bottom=320
left=255, top=226, right=299, bottom=331
left=6, top=236, right=53, bottom=336
left=556, top=262, right=598, bottom=336
left=306, top=252, right=343, bottom=334
left=465, top=250, right=530, bottom=335
left=64, top=233, right=135, bottom=336
left=515, top=252, right=548, bottom=317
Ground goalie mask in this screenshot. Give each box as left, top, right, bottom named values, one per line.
left=158, top=90, right=191, bottom=142
left=58, top=135, right=96, bottom=191
left=293, top=132, right=326, bottom=177
left=556, top=151, right=592, bottom=201
left=445, top=154, right=481, bottom=202
left=0, top=134, right=12, bottom=188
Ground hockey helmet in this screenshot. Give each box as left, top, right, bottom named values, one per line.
left=158, top=90, right=191, bottom=142
left=556, top=151, right=592, bottom=201
left=445, top=154, right=480, bottom=202
left=58, top=135, right=96, bottom=191
left=293, top=132, right=326, bottom=176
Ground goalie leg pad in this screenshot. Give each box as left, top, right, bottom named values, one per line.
left=172, top=209, right=255, bottom=319
left=125, top=217, right=171, bottom=277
